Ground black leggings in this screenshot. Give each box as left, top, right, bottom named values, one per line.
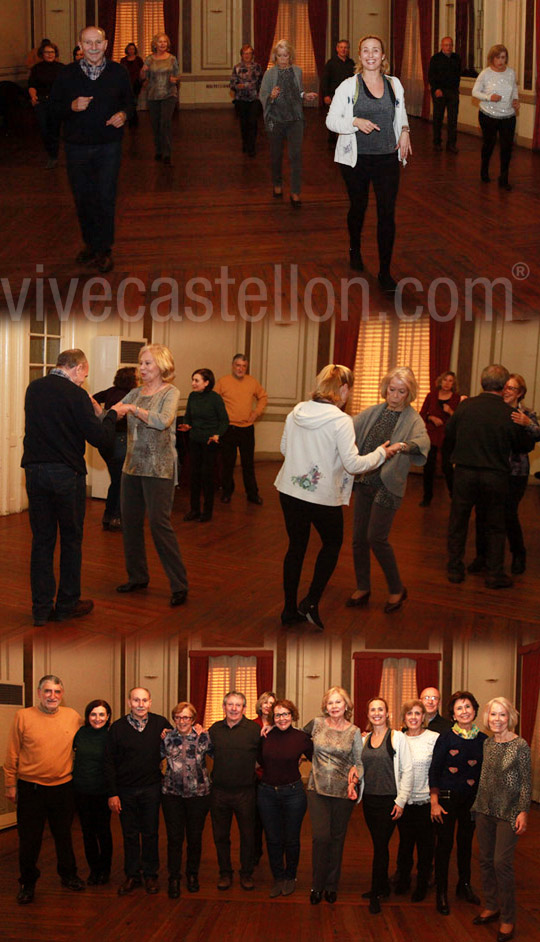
left=340, top=152, right=400, bottom=272
left=479, top=112, right=516, bottom=183
left=279, top=492, right=343, bottom=610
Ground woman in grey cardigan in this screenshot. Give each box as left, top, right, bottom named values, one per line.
left=259, top=40, right=317, bottom=206
left=348, top=367, right=429, bottom=612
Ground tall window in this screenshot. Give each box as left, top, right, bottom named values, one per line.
left=269, top=0, right=318, bottom=95
left=202, top=656, right=258, bottom=727
left=29, top=312, right=61, bottom=382
left=350, top=314, right=430, bottom=414
left=112, top=0, right=165, bottom=61
left=379, top=658, right=418, bottom=728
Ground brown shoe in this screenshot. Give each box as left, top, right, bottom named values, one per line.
left=144, top=876, right=159, bottom=894
left=118, top=876, right=142, bottom=896
left=217, top=873, right=233, bottom=890
left=240, top=875, right=254, bottom=890
left=54, top=599, right=94, bottom=622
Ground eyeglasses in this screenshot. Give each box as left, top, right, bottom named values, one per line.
left=174, top=714, right=193, bottom=721
left=422, top=696, right=439, bottom=701
left=274, top=711, right=291, bottom=719
left=505, top=386, right=520, bottom=392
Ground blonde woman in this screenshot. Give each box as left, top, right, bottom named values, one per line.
left=327, top=34, right=411, bottom=290
left=349, top=367, right=429, bottom=613
left=274, top=364, right=400, bottom=630
left=116, top=344, right=188, bottom=605
left=141, top=33, right=179, bottom=165
left=472, top=45, right=519, bottom=190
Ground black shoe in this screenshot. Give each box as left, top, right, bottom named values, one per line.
left=95, top=252, right=114, bottom=273
left=33, top=609, right=54, bottom=627
left=325, top=890, right=337, bottom=903
left=378, top=271, right=397, bottom=293
left=384, top=587, right=407, bottom=613
left=75, top=246, right=96, bottom=265
left=497, top=929, right=514, bottom=942
left=144, top=876, right=159, bottom=894
left=240, top=875, right=255, bottom=890
left=411, top=883, right=427, bottom=902
left=349, top=249, right=364, bottom=271
left=369, top=896, right=381, bottom=914
left=511, top=552, right=526, bottom=574
left=247, top=494, right=263, bottom=505
left=447, top=570, right=465, bottom=584
left=168, top=878, right=180, bottom=899
left=281, top=608, right=308, bottom=626
left=345, top=591, right=370, bottom=608
left=456, top=881, right=480, bottom=905
left=298, top=597, right=324, bottom=631
left=310, top=890, right=323, bottom=904
left=54, top=599, right=94, bottom=622
left=220, top=494, right=231, bottom=503
left=108, top=517, right=122, bottom=532
left=484, top=574, right=513, bottom=589
left=61, top=876, right=86, bottom=891
left=467, top=556, right=487, bottom=574
left=290, top=195, right=302, bottom=209
left=187, top=874, right=199, bottom=893
left=473, top=911, right=500, bottom=925
left=419, top=498, right=431, bottom=507
left=199, top=513, right=212, bottom=522
left=436, top=890, right=450, bottom=915
left=118, top=876, right=142, bottom=895
left=183, top=511, right=200, bottom=521
left=481, top=169, right=491, bottom=182
left=170, top=590, right=188, bottom=607
left=17, top=884, right=35, bottom=904
left=498, top=178, right=512, bottom=191
left=86, top=871, right=100, bottom=885
left=273, top=188, right=283, bottom=198
left=116, top=581, right=148, bottom=593
left=97, top=872, right=110, bottom=885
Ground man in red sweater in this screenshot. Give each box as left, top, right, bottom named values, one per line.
left=4, top=674, right=84, bottom=904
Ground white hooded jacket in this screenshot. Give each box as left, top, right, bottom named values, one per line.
left=274, top=400, right=386, bottom=507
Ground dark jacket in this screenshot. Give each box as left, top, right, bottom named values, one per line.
left=320, top=54, right=355, bottom=100
left=50, top=60, right=134, bottom=145
left=428, top=51, right=462, bottom=93
left=445, top=393, right=534, bottom=472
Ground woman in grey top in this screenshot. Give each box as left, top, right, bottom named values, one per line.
left=116, top=344, right=188, bottom=606
left=259, top=40, right=317, bottom=207
left=348, top=367, right=429, bottom=613
left=472, top=697, right=531, bottom=942
left=141, top=33, right=179, bottom=165
left=327, top=34, right=411, bottom=291
left=304, top=686, right=362, bottom=904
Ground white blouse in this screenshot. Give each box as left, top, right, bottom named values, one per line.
left=472, top=67, right=519, bottom=119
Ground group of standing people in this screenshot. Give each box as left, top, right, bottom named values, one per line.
left=5, top=675, right=531, bottom=942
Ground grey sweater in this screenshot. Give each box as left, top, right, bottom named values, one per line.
left=353, top=403, right=429, bottom=497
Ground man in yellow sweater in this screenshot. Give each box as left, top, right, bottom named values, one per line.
left=4, top=674, right=84, bottom=904
left=215, top=354, right=268, bottom=505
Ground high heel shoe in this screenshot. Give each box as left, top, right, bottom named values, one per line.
left=290, top=195, right=301, bottom=209
left=384, top=587, right=407, bottom=613
left=473, top=911, right=500, bottom=925
left=345, top=591, right=370, bottom=608
left=273, top=187, right=283, bottom=198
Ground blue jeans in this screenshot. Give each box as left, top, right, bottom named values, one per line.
left=65, top=140, right=122, bottom=253
left=257, top=780, right=307, bottom=880
left=25, top=463, right=86, bottom=620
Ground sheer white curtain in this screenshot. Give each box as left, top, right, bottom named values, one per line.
left=203, top=656, right=257, bottom=727
left=380, top=658, right=418, bottom=728
left=270, top=0, right=318, bottom=97
left=400, top=0, right=424, bottom=117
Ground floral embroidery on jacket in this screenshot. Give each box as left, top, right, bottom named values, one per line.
left=291, top=465, right=322, bottom=491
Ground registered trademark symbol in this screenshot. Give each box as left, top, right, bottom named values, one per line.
left=512, top=263, right=530, bottom=280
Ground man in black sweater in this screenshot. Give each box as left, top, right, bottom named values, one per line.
left=209, top=690, right=260, bottom=890
left=445, top=364, right=533, bottom=587
left=50, top=26, right=134, bottom=272
left=105, top=687, right=171, bottom=895
left=320, top=39, right=355, bottom=144
left=428, top=37, right=461, bottom=152
left=21, top=348, right=126, bottom=626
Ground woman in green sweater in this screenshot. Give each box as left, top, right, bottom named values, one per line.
left=179, top=369, right=229, bottom=522
left=72, top=700, right=113, bottom=885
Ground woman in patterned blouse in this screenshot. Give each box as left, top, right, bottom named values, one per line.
left=160, top=701, right=213, bottom=898
left=472, top=697, right=531, bottom=942
left=229, top=45, right=262, bottom=157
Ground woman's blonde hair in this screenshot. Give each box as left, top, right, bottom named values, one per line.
left=322, top=686, right=354, bottom=722
left=139, top=344, right=175, bottom=382
left=312, top=364, right=354, bottom=407
left=271, top=39, right=295, bottom=63
left=151, top=33, right=171, bottom=52
left=380, top=366, right=417, bottom=405
left=483, top=696, right=519, bottom=732
left=365, top=696, right=391, bottom=731
left=354, top=34, right=390, bottom=75
left=487, top=44, right=508, bottom=66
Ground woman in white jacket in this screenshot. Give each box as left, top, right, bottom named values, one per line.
left=326, top=35, right=411, bottom=292
left=274, top=364, right=400, bottom=630
left=356, top=697, right=413, bottom=914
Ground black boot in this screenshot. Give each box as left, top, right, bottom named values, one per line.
left=436, top=888, right=450, bottom=915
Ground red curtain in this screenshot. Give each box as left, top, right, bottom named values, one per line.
left=188, top=653, right=209, bottom=722
left=417, top=0, right=433, bottom=119
left=455, top=0, right=469, bottom=70
left=254, top=0, right=280, bottom=71
left=163, top=0, right=180, bottom=57
left=534, top=0, right=540, bottom=149
left=429, top=317, right=456, bottom=389
left=392, top=0, right=408, bottom=77
left=308, top=0, right=328, bottom=78
left=519, top=641, right=540, bottom=743
left=256, top=653, right=274, bottom=696
left=415, top=653, right=442, bottom=695
left=332, top=310, right=361, bottom=369
left=98, top=0, right=117, bottom=57
left=353, top=654, right=384, bottom=729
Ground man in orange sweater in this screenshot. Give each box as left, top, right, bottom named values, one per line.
left=4, top=674, right=84, bottom=904
left=215, top=354, right=268, bottom=505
